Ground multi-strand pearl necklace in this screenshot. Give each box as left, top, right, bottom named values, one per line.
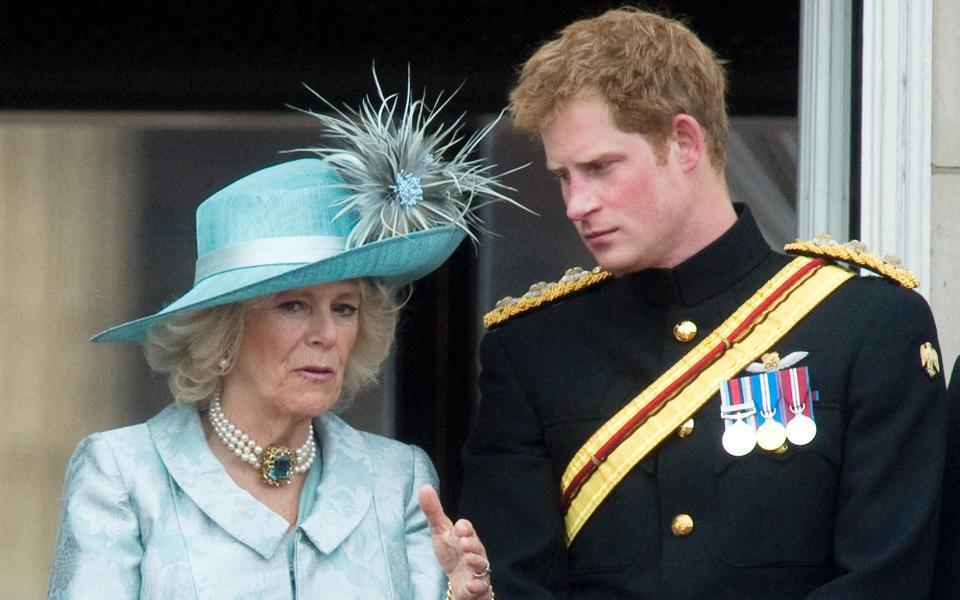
left=209, top=393, right=317, bottom=487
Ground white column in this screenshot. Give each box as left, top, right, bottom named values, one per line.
left=859, top=0, right=933, bottom=298
left=798, top=0, right=853, bottom=241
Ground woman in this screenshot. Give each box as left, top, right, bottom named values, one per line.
left=48, top=84, right=515, bottom=599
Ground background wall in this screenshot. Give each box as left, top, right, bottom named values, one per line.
left=930, top=0, right=960, bottom=376
left=0, top=121, right=144, bottom=594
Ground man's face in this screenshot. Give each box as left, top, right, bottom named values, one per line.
left=541, top=94, right=692, bottom=274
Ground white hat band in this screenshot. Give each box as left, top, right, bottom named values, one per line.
left=194, top=235, right=346, bottom=284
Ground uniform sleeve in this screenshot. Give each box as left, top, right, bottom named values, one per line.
left=808, top=290, right=946, bottom=599
left=933, top=357, right=960, bottom=597
left=47, top=434, right=143, bottom=599
left=459, top=332, right=570, bottom=599
left=404, top=445, right=446, bottom=600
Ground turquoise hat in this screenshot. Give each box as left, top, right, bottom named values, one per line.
left=92, top=158, right=465, bottom=342
left=93, top=78, right=522, bottom=343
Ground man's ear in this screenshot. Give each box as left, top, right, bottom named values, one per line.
left=671, top=114, right=705, bottom=173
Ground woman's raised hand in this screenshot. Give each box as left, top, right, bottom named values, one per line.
left=418, top=485, right=494, bottom=600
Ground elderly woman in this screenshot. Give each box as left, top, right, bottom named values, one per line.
left=48, top=86, right=513, bottom=599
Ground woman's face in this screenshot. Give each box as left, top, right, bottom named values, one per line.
left=224, top=280, right=361, bottom=421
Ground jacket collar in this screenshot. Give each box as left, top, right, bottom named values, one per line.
left=617, top=203, right=773, bottom=307
left=298, top=413, right=374, bottom=554
left=148, top=404, right=373, bottom=559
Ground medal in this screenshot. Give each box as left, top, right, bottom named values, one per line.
left=720, top=352, right=820, bottom=456
left=719, top=377, right=758, bottom=456
left=786, top=414, right=817, bottom=445
left=783, top=366, right=817, bottom=445
left=756, top=419, right=787, bottom=451
left=722, top=418, right=757, bottom=456
left=755, top=367, right=787, bottom=451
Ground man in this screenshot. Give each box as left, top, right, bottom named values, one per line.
left=460, top=8, right=946, bottom=599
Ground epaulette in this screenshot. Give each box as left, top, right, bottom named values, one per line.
left=783, top=234, right=919, bottom=288
left=483, top=266, right=613, bottom=329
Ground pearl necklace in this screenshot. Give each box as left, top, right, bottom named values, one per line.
left=209, top=393, right=317, bottom=487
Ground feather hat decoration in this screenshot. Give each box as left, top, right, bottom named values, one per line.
left=292, top=69, right=528, bottom=248
left=91, top=73, right=529, bottom=343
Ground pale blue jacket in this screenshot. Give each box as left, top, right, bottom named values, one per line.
left=48, top=403, right=445, bottom=599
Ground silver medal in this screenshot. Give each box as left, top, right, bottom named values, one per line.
left=786, top=413, right=817, bottom=445
left=722, top=419, right=757, bottom=456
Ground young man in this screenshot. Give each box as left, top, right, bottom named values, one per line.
left=460, top=8, right=946, bottom=599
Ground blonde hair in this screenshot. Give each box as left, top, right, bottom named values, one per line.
left=143, top=279, right=401, bottom=407
left=509, top=7, right=729, bottom=170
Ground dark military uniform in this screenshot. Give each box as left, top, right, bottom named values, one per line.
left=934, top=359, right=960, bottom=596
left=460, top=206, right=946, bottom=599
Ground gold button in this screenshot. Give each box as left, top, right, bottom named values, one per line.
left=677, top=418, right=695, bottom=438
left=673, top=320, right=697, bottom=342
left=671, top=514, right=694, bottom=537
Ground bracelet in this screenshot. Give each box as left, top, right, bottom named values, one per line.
left=446, top=581, right=495, bottom=599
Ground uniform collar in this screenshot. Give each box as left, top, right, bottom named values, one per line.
left=618, top=204, right=773, bottom=307
left=148, top=403, right=373, bottom=559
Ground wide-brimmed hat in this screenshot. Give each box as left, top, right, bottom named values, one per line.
left=93, top=76, right=522, bottom=343
left=92, top=158, right=466, bottom=342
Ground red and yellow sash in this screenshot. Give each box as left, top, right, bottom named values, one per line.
left=561, top=256, right=853, bottom=544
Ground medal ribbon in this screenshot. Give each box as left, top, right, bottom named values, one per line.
left=782, top=366, right=813, bottom=418
left=758, top=371, right=778, bottom=421
left=560, top=256, right=853, bottom=545
left=720, top=377, right=756, bottom=421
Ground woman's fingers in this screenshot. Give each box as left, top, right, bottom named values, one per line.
left=454, top=519, right=486, bottom=556
left=462, top=576, right=492, bottom=596
left=418, top=484, right=453, bottom=535
left=420, top=486, right=493, bottom=599
left=461, top=552, right=488, bottom=572
left=453, top=518, right=475, bottom=537
left=458, top=534, right=484, bottom=557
